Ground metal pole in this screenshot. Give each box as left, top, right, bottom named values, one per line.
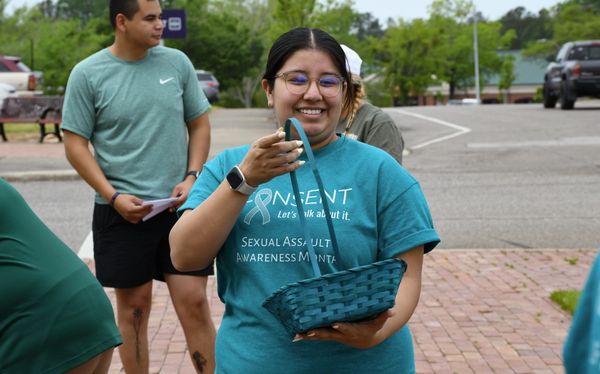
left=473, top=9, right=480, bottom=104
left=30, top=38, right=34, bottom=70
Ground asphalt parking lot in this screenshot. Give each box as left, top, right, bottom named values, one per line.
left=3, top=103, right=599, bottom=251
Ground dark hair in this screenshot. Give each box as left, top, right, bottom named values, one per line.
left=109, top=0, right=141, bottom=29
left=263, top=27, right=355, bottom=114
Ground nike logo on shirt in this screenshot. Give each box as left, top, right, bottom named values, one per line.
left=159, top=77, right=174, bottom=84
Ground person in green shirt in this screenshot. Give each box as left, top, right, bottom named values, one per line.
left=337, top=44, right=405, bottom=164
left=0, top=179, right=122, bottom=374
left=61, top=0, right=215, bottom=372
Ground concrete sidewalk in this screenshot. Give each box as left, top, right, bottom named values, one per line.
left=0, top=135, right=594, bottom=373
left=83, top=249, right=594, bottom=374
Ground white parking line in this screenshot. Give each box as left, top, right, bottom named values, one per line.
left=78, top=230, right=94, bottom=260
left=468, top=136, right=600, bottom=148
left=389, top=108, right=471, bottom=149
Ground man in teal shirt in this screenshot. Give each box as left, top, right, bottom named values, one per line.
left=61, top=0, right=215, bottom=372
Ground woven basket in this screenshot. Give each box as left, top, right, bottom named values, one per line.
left=262, top=118, right=407, bottom=337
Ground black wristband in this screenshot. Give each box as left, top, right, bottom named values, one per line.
left=185, top=170, right=199, bottom=179
left=110, top=191, right=120, bottom=206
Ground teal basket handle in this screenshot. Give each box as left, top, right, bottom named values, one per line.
left=284, top=117, right=345, bottom=278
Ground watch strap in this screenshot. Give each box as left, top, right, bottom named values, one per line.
left=185, top=170, right=199, bottom=179
left=236, top=180, right=257, bottom=195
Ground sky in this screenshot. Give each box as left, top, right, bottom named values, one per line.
left=5, top=0, right=564, bottom=21
left=351, top=0, right=563, bottom=22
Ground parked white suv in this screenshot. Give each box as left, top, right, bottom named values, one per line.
left=0, top=82, right=16, bottom=110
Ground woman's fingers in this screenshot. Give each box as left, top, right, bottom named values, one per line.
left=255, top=131, right=303, bottom=154
left=255, top=130, right=286, bottom=149
left=240, top=130, right=306, bottom=186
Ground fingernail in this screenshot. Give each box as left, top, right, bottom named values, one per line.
left=298, top=160, right=305, bottom=166
left=292, top=336, right=303, bottom=342
left=297, top=148, right=303, bottom=154
left=295, top=140, right=303, bottom=147
left=278, top=131, right=286, bottom=138
left=307, top=332, right=316, bottom=337
left=332, top=325, right=339, bottom=330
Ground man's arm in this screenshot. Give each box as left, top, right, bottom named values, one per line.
left=186, top=112, right=211, bottom=179
left=63, top=130, right=151, bottom=223
left=169, top=113, right=211, bottom=207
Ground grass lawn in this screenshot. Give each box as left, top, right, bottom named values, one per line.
left=1, top=123, right=46, bottom=141
left=4, top=123, right=38, bottom=133
left=550, top=290, right=581, bottom=316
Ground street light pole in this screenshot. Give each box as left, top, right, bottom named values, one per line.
left=473, top=8, right=481, bottom=104
left=30, top=38, right=35, bottom=70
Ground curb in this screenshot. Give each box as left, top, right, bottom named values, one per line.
left=0, top=170, right=80, bottom=182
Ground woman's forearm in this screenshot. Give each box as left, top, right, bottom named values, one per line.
left=375, top=246, right=424, bottom=344
left=169, top=181, right=249, bottom=271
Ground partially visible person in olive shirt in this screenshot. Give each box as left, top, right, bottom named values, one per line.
left=337, top=44, right=405, bottom=164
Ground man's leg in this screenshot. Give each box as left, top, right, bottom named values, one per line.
left=114, top=281, right=153, bottom=374
left=165, top=274, right=216, bottom=373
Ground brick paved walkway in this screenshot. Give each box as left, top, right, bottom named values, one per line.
left=85, top=248, right=596, bottom=374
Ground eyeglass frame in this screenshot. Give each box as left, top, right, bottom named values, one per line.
left=270, top=71, right=346, bottom=98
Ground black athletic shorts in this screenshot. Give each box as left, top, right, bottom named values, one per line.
left=92, top=203, right=214, bottom=288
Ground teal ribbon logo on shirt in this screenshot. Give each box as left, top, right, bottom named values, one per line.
left=244, top=188, right=272, bottom=225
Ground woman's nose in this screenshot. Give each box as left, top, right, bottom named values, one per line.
left=303, top=79, right=323, bottom=100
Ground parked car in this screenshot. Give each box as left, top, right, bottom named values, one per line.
left=447, top=98, right=480, bottom=105
left=0, top=82, right=16, bottom=110
left=0, top=55, right=43, bottom=96
left=196, top=70, right=220, bottom=103
left=542, top=40, right=600, bottom=110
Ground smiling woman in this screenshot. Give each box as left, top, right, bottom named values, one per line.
left=169, top=27, right=440, bottom=374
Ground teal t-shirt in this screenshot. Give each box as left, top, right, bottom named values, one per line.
left=61, top=46, right=210, bottom=203
left=563, top=250, right=600, bottom=374
left=180, top=137, right=440, bottom=373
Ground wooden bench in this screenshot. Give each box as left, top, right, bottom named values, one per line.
left=0, top=96, right=64, bottom=143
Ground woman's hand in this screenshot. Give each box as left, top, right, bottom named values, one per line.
left=239, top=129, right=305, bottom=187
left=292, top=246, right=425, bottom=349
left=292, top=310, right=394, bottom=349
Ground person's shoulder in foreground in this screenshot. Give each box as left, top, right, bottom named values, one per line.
left=563, top=250, right=600, bottom=374
left=0, top=179, right=121, bottom=373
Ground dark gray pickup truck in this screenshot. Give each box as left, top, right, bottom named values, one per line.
left=542, top=40, right=600, bottom=109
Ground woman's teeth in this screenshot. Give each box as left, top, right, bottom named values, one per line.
left=299, top=109, right=322, bottom=115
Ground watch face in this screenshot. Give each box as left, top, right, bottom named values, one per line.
left=227, top=167, right=244, bottom=189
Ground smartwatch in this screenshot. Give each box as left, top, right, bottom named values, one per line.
left=185, top=170, right=200, bottom=179
left=226, top=165, right=257, bottom=196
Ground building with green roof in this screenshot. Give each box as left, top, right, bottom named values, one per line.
left=421, top=50, right=547, bottom=105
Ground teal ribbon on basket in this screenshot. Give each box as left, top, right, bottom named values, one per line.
left=262, top=117, right=407, bottom=337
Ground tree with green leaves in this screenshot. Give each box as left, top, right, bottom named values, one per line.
left=377, top=19, right=441, bottom=105
left=574, top=0, right=600, bottom=14
left=553, top=2, right=600, bottom=42
left=53, top=0, right=107, bottom=24
left=524, top=2, right=600, bottom=60
left=266, top=0, right=317, bottom=42
left=498, top=54, right=515, bottom=103
left=427, top=0, right=511, bottom=99
left=168, top=0, right=266, bottom=107
left=499, top=6, right=553, bottom=50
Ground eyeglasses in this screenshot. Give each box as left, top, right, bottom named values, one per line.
left=273, top=71, right=344, bottom=98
